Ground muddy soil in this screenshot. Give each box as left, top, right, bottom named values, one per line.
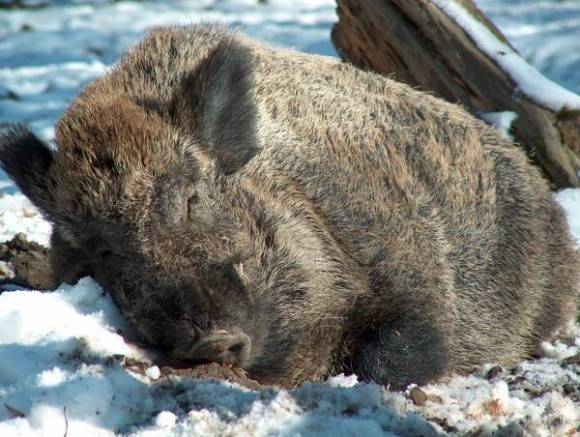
left=0, top=233, right=55, bottom=290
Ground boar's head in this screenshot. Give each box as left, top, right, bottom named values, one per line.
left=0, top=40, right=285, bottom=372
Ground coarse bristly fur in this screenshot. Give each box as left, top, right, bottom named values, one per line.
left=0, top=25, right=577, bottom=390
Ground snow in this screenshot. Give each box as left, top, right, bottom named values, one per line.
left=0, top=0, right=337, bottom=147
left=154, top=412, right=177, bottom=429
left=0, top=0, right=579, bottom=436
left=479, top=111, right=518, bottom=140
left=0, top=279, right=577, bottom=435
left=0, top=193, right=51, bottom=246
left=145, top=366, right=161, bottom=381
left=433, top=0, right=580, bottom=111
left=0, top=276, right=437, bottom=436
left=0, top=279, right=153, bottom=437
left=555, top=188, right=580, bottom=247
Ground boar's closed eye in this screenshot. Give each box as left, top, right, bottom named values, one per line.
left=187, top=192, right=200, bottom=214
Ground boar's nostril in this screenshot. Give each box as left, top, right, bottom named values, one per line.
left=175, top=331, right=251, bottom=367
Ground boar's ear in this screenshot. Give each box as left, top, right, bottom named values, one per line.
left=175, top=38, right=257, bottom=175
left=0, top=125, right=54, bottom=214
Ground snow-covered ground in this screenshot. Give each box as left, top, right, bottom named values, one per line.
left=0, top=0, right=579, bottom=436
left=0, top=0, right=337, bottom=152
left=0, top=277, right=578, bottom=436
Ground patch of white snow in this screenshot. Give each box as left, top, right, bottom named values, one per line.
left=479, top=111, right=518, bottom=139
left=555, top=188, right=580, bottom=246
left=145, top=366, right=161, bottom=381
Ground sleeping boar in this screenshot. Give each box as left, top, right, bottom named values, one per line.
left=0, top=25, right=577, bottom=389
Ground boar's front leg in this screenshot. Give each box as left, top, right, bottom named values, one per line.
left=350, top=315, right=450, bottom=390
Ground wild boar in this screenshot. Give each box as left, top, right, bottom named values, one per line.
left=0, top=25, right=577, bottom=389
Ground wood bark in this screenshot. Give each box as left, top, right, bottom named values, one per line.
left=332, top=0, right=580, bottom=188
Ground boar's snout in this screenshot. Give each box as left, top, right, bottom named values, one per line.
left=173, top=330, right=252, bottom=367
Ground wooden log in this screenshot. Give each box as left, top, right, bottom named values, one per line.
left=332, top=0, right=580, bottom=188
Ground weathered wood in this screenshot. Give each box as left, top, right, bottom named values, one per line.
left=332, top=0, right=580, bottom=188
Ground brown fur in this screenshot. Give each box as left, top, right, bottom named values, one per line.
left=1, top=25, right=577, bottom=389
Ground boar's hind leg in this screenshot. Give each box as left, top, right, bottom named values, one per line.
left=350, top=318, right=449, bottom=390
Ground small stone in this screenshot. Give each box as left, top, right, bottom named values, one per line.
left=427, top=394, right=444, bottom=404
left=508, top=375, right=525, bottom=386
left=124, top=357, right=143, bottom=367
left=0, top=261, right=12, bottom=278
left=13, top=233, right=28, bottom=248
left=0, top=243, right=11, bottom=261
left=429, top=417, right=459, bottom=434
left=104, top=354, right=125, bottom=367
left=562, top=383, right=575, bottom=395
left=409, top=386, right=428, bottom=406
left=525, top=387, right=547, bottom=399
left=486, top=365, right=504, bottom=380
left=509, top=364, right=522, bottom=375
left=22, top=209, right=36, bottom=218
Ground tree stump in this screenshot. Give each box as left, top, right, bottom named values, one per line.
left=332, top=0, right=580, bottom=188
